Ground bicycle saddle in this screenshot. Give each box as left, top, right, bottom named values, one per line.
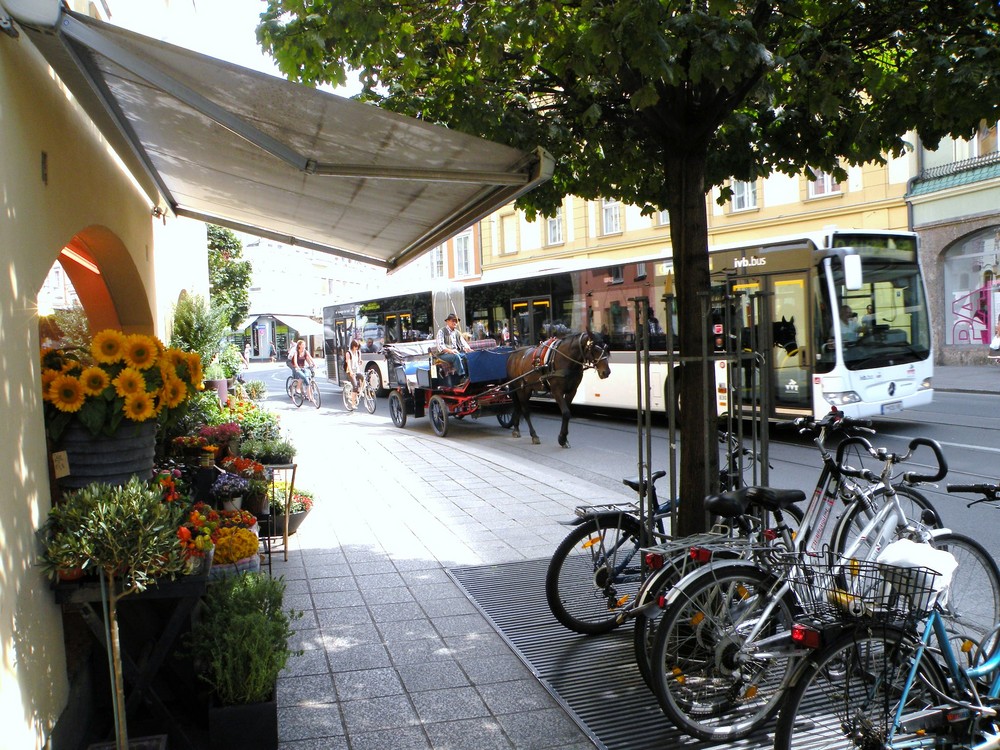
left=622, top=470, right=667, bottom=494
left=705, top=486, right=806, bottom=518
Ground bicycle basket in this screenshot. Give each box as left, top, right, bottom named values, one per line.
left=772, top=549, right=944, bottom=625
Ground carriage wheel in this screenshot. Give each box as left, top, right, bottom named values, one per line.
left=496, top=405, right=515, bottom=429
left=428, top=395, right=449, bottom=437
left=388, top=391, right=407, bottom=428
left=365, top=365, right=383, bottom=394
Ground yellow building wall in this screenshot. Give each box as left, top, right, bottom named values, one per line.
left=0, top=4, right=208, bottom=746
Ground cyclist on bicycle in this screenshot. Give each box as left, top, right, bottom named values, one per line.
left=287, top=339, right=316, bottom=404
left=344, top=339, right=364, bottom=408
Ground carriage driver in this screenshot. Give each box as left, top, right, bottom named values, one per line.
left=435, top=313, right=472, bottom=379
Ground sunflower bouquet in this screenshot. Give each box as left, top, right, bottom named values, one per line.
left=41, top=329, right=203, bottom=441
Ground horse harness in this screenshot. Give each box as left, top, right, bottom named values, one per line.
left=529, top=335, right=605, bottom=381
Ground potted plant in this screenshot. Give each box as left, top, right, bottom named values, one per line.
left=190, top=573, right=301, bottom=750
left=41, top=477, right=187, bottom=750
left=40, top=330, right=203, bottom=489
left=203, top=360, right=229, bottom=403
left=270, top=483, right=313, bottom=537
left=210, top=472, right=250, bottom=511
left=217, top=343, right=245, bottom=386
left=240, top=437, right=296, bottom=466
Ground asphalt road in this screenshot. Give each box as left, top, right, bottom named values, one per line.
left=250, top=364, right=1000, bottom=558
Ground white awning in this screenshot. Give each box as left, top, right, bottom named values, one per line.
left=272, top=315, right=323, bottom=338
left=17, top=8, right=552, bottom=271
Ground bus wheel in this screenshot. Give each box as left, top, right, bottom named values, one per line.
left=366, top=365, right=384, bottom=394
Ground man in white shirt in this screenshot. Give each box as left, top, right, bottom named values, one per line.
left=435, top=313, right=471, bottom=378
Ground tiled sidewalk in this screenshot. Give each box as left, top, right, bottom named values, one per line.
left=269, top=405, right=618, bottom=750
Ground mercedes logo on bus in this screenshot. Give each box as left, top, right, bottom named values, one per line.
left=888, top=382, right=896, bottom=397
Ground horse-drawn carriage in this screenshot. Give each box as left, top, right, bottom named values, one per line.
left=383, top=340, right=516, bottom=437
left=383, top=332, right=611, bottom=445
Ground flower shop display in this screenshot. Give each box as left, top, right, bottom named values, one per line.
left=41, top=330, right=202, bottom=488
left=209, top=527, right=261, bottom=577
left=198, top=422, right=241, bottom=455
left=240, top=437, right=296, bottom=466
left=267, top=483, right=314, bottom=537
left=218, top=455, right=269, bottom=514
left=210, top=473, right=250, bottom=510
left=189, top=573, right=301, bottom=750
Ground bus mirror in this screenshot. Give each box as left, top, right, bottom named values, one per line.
left=843, top=254, right=862, bottom=291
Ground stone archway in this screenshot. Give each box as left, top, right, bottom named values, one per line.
left=53, top=226, right=154, bottom=334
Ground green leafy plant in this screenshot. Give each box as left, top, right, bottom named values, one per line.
left=39, top=477, right=187, bottom=748
left=272, top=483, right=313, bottom=515
left=240, top=437, right=295, bottom=465
left=243, top=380, right=267, bottom=401
left=190, top=573, right=301, bottom=705
left=169, top=293, right=231, bottom=367
left=204, top=361, right=226, bottom=380
left=217, top=343, right=246, bottom=379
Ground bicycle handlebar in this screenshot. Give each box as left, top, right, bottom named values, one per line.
left=901, top=437, right=948, bottom=484
left=832, top=434, right=948, bottom=484
left=778, top=407, right=875, bottom=437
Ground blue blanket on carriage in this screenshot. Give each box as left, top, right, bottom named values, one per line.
left=466, top=347, right=513, bottom=384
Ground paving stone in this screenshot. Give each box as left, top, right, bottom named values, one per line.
left=333, top=667, right=405, bottom=701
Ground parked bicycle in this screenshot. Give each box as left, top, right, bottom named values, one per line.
left=773, top=512, right=1000, bottom=750
left=343, top=371, right=376, bottom=414
left=288, top=366, right=320, bottom=409
left=645, top=426, right=1000, bottom=742
left=545, top=430, right=802, bottom=636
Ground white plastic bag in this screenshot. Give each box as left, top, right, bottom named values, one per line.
left=990, top=334, right=1000, bottom=351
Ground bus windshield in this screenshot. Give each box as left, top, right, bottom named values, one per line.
left=815, top=247, right=931, bottom=373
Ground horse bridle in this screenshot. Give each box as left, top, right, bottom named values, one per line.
left=580, top=335, right=610, bottom=370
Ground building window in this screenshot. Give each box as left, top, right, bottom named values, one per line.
left=500, top=214, right=518, bottom=255
left=807, top=168, right=842, bottom=198
left=455, top=231, right=473, bottom=277
left=635, top=262, right=647, bottom=280
left=546, top=207, right=563, bottom=245
left=943, top=228, right=1000, bottom=346
left=609, top=265, right=623, bottom=284
left=657, top=209, right=670, bottom=226
left=430, top=246, right=444, bottom=278
left=601, top=198, right=621, bottom=235
left=731, top=180, right=758, bottom=211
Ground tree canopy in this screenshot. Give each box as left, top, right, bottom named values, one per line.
left=208, top=225, right=252, bottom=331
left=259, top=0, right=1000, bottom=533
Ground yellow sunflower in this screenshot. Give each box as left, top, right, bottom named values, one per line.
left=123, top=334, right=159, bottom=370
left=61, top=359, right=82, bottom=373
left=112, top=367, right=146, bottom=398
left=123, top=391, right=156, bottom=421
left=160, top=347, right=187, bottom=371
left=79, top=366, right=111, bottom=396
left=49, top=374, right=86, bottom=413
left=41, top=369, right=59, bottom=399
left=160, top=375, right=188, bottom=409
left=185, top=352, right=204, bottom=384
left=91, top=329, right=127, bottom=364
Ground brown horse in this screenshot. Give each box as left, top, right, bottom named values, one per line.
left=505, top=331, right=611, bottom=448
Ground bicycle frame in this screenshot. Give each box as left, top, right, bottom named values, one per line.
left=889, top=610, right=1000, bottom=750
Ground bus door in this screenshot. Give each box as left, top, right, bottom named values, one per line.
left=769, top=274, right=810, bottom=412
left=332, top=316, right=353, bottom=380
left=511, top=296, right=552, bottom=346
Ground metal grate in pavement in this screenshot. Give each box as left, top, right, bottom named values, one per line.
left=448, top=557, right=772, bottom=750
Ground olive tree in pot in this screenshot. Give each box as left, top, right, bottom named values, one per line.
left=41, top=477, right=187, bottom=750
left=189, top=573, right=301, bottom=750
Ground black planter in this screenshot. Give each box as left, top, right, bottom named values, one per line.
left=259, top=510, right=309, bottom=538
left=208, top=696, right=277, bottom=750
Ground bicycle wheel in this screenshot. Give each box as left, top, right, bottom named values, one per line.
left=774, top=624, right=948, bottom=750
left=545, top=513, right=645, bottom=635
left=931, top=532, right=1000, bottom=647
left=342, top=382, right=355, bottom=411
left=285, top=375, right=295, bottom=398
left=363, top=385, right=376, bottom=414
left=648, top=562, right=795, bottom=741
left=832, top=485, right=940, bottom=561
left=291, top=382, right=305, bottom=407
left=311, top=380, right=322, bottom=409
left=635, top=504, right=804, bottom=692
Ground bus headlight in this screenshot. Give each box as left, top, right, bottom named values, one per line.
left=919, top=378, right=932, bottom=390
left=823, top=390, right=861, bottom=406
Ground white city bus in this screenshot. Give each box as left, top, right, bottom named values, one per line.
left=462, top=229, right=933, bottom=420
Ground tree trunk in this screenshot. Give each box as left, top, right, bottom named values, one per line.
left=665, top=150, right=718, bottom=536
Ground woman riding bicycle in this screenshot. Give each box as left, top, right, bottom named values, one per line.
left=344, top=339, right=364, bottom=408
left=288, top=339, right=316, bottom=404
